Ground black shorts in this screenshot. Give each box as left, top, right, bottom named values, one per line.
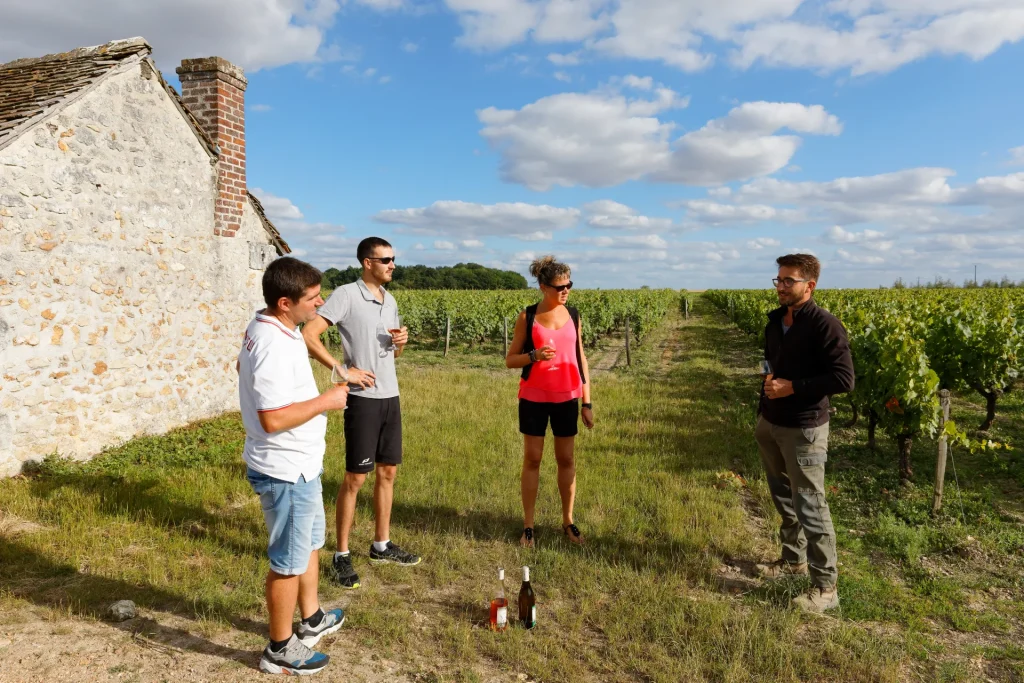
left=519, top=398, right=579, bottom=438
left=344, top=395, right=403, bottom=474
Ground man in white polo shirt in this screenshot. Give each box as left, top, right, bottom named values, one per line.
left=238, top=257, right=350, bottom=676
left=302, top=237, right=420, bottom=591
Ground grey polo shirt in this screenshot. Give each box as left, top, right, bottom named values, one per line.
left=317, top=279, right=400, bottom=399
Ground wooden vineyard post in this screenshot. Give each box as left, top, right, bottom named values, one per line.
left=932, top=389, right=952, bottom=515
left=684, top=297, right=689, bottom=320
left=624, top=316, right=632, bottom=367
left=445, top=316, right=451, bottom=358
left=503, top=317, right=508, bottom=357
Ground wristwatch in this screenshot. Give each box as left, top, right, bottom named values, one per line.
left=582, top=403, right=592, bottom=410
left=528, top=349, right=537, bottom=363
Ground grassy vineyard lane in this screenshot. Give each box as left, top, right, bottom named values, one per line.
left=0, top=299, right=1019, bottom=681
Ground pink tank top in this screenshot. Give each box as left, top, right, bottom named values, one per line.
left=518, top=315, right=583, bottom=403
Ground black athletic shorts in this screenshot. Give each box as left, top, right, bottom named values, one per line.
left=519, top=398, right=579, bottom=438
left=344, top=395, right=403, bottom=474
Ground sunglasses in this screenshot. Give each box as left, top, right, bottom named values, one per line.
left=546, top=281, right=573, bottom=292
left=368, top=257, right=396, bottom=265
left=772, top=277, right=809, bottom=288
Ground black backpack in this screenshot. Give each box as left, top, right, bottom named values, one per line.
left=520, top=303, right=586, bottom=384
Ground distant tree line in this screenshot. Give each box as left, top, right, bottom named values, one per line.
left=890, top=276, right=1023, bottom=289
left=322, top=263, right=528, bottom=290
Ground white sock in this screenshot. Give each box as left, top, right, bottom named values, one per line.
left=372, top=540, right=390, bottom=552
left=334, top=551, right=350, bottom=560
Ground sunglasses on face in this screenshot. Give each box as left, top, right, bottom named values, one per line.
left=368, top=257, right=396, bottom=265
left=546, top=281, right=573, bottom=292
left=772, top=277, right=809, bottom=288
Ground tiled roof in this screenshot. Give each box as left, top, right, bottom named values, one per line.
left=0, top=37, right=151, bottom=146
left=248, top=192, right=292, bottom=255
left=0, top=37, right=290, bottom=255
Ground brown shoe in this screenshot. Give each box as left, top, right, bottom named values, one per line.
left=792, top=586, right=839, bottom=613
left=756, top=559, right=808, bottom=579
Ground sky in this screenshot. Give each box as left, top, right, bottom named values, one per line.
left=2, top=0, right=1024, bottom=289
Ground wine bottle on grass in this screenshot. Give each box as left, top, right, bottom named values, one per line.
left=519, top=566, right=536, bottom=629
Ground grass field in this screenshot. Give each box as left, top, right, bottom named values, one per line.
left=0, top=298, right=1021, bottom=682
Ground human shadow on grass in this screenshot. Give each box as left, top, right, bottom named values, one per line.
left=0, top=537, right=264, bottom=669
left=25, top=466, right=267, bottom=560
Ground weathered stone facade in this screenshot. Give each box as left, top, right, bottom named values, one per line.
left=0, top=58, right=278, bottom=475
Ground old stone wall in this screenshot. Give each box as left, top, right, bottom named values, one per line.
left=0, top=63, right=273, bottom=475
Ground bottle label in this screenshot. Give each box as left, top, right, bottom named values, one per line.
left=497, top=607, right=507, bottom=626
left=529, top=606, right=536, bottom=626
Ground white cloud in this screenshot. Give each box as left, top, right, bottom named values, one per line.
left=733, top=3, right=1024, bottom=76
left=836, top=248, right=886, bottom=265
left=582, top=200, right=674, bottom=231
left=477, top=80, right=687, bottom=190
left=653, top=102, right=842, bottom=185
left=364, top=67, right=378, bottom=77
left=547, top=51, right=581, bottom=65
left=461, top=239, right=485, bottom=248
left=372, top=200, right=580, bottom=240
left=0, top=0, right=351, bottom=72
left=553, top=71, right=572, bottom=82
left=1011, top=146, right=1024, bottom=165
left=442, top=0, right=1024, bottom=76
left=434, top=240, right=456, bottom=250
left=479, top=84, right=836, bottom=190
left=251, top=103, right=273, bottom=112
left=401, top=40, right=420, bottom=53
left=379, top=75, right=392, bottom=84
left=746, top=237, right=781, bottom=250
left=823, top=226, right=885, bottom=244
left=679, top=199, right=800, bottom=225
left=251, top=188, right=304, bottom=222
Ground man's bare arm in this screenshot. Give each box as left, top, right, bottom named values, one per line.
left=302, top=315, right=339, bottom=370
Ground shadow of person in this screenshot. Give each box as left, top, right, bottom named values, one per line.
left=0, top=536, right=263, bottom=668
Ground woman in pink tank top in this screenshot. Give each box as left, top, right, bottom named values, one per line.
left=505, top=256, right=594, bottom=548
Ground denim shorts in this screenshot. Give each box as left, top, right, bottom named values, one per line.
left=246, top=467, right=326, bottom=576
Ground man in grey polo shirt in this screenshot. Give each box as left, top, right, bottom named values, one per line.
left=302, top=237, right=421, bottom=590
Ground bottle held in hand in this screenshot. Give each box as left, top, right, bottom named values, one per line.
left=489, top=567, right=508, bottom=632
left=519, top=566, right=536, bottom=629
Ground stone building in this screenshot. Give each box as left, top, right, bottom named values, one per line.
left=0, top=38, right=291, bottom=475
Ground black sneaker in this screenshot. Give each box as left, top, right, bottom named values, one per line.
left=330, top=553, right=360, bottom=589
left=369, top=541, right=421, bottom=566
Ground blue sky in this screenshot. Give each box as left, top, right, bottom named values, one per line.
left=4, top=0, right=1024, bottom=288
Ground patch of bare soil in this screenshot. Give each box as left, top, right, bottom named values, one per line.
left=0, top=604, right=518, bottom=683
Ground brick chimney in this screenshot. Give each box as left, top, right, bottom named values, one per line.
left=176, top=57, right=247, bottom=238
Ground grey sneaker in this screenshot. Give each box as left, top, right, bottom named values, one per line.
left=296, top=608, right=345, bottom=648
left=369, top=541, right=421, bottom=566
left=792, top=586, right=840, bottom=613
left=259, top=634, right=329, bottom=675
left=756, top=559, right=809, bottom=580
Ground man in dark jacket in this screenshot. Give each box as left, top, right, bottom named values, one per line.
left=755, top=253, right=854, bottom=613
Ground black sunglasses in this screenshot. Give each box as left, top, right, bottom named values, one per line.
left=368, top=257, right=396, bottom=265
left=546, top=281, right=573, bottom=292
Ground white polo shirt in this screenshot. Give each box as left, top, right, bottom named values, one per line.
left=238, top=311, right=326, bottom=483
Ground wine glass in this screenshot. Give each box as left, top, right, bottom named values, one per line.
left=388, top=314, right=404, bottom=352
left=546, top=336, right=558, bottom=371
left=758, top=360, right=772, bottom=377
left=330, top=365, right=349, bottom=410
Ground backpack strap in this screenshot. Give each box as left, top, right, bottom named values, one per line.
left=568, top=306, right=586, bottom=385
left=520, top=303, right=539, bottom=382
